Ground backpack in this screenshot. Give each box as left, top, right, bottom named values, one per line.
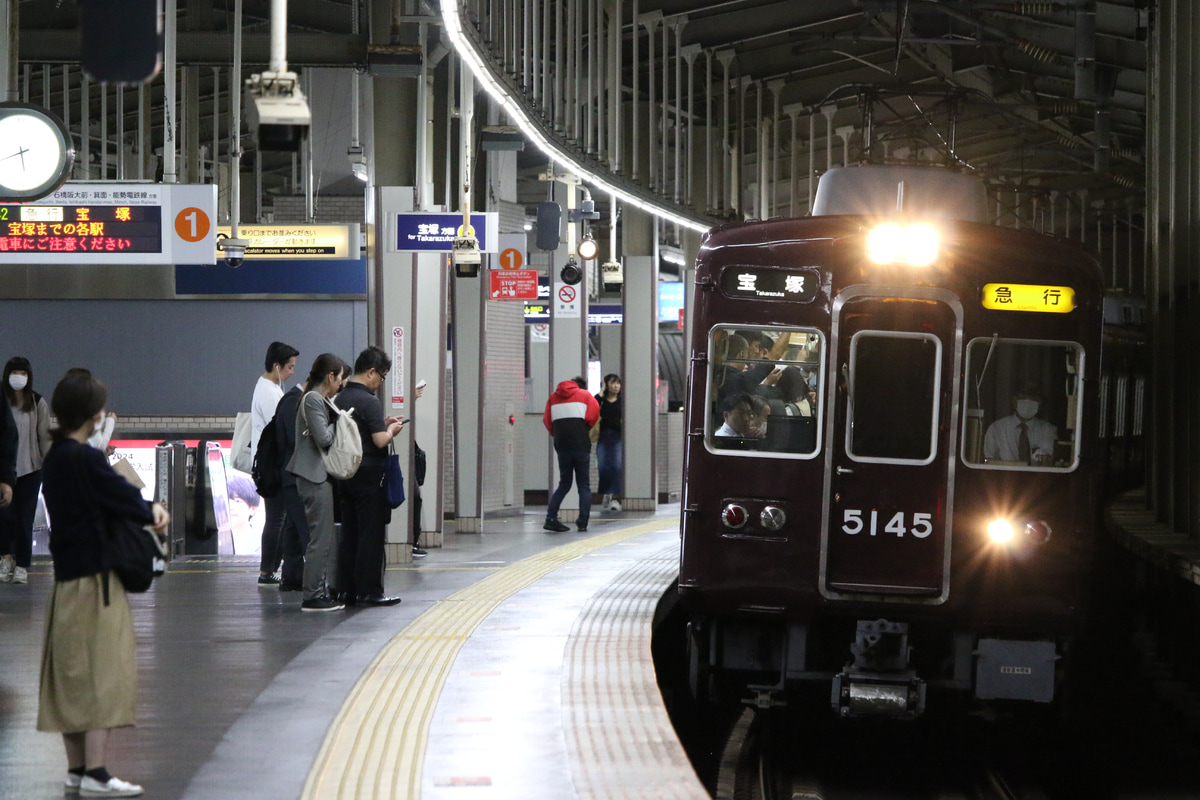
left=251, top=413, right=283, bottom=498
left=302, top=392, right=363, bottom=480
left=230, top=411, right=253, bottom=471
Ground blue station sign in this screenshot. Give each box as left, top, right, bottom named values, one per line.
left=394, top=212, right=498, bottom=253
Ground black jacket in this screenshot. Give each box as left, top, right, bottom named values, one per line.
left=0, top=401, right=16, bottom=488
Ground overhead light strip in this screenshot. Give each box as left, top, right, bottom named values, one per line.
left=441, top=3, right=712, bottom=235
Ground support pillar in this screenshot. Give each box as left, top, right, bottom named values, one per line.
left=620, top=207, right=657, bottom=510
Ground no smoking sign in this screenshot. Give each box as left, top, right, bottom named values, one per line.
left=555, top=281, right=581, bottom=319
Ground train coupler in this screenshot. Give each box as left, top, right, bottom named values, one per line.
left=832, top=672, right=926, bottom=719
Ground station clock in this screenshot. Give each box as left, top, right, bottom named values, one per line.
left=0, top=102, right=76, bottom=202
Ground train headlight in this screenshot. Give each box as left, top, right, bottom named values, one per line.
left=760, top=506, right=786, bottom=531
left=987, top=519, right=1016, bottom=544
left=1025, top=520, right=1052, bottom=544
left=866, top=223, right=940, bottom=267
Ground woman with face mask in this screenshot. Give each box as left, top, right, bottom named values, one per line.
left=0, top=357, right=53, bottom=585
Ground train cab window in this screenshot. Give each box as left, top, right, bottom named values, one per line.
left=706, top=326, right=823, bottom=457
left=846, top=331, right=941, bottom=464
left=962, top=337, right=1083, bottom=471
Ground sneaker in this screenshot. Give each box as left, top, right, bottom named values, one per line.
left=608, top=499, right=622, bottom=511
left=0, top=554, right=13, bottom=583
left=411, top=546, right=428, bottom=558
left=576, top=524, right=588, bottom=532
left=278, top=582, right=302, bottom=592
left=80, top=774, right=143, bottom=797
left=65, top=771, right=83, bottom=790
left=257, top=572, right=280, bottom=586
left=11, top=566, right=26, bottom=584
left=543, top=519, right=570, bottom=533
left=301, top=595, right=345, bottom=612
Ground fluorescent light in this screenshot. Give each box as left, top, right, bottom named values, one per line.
left=441, top=2, right=711, bottom=235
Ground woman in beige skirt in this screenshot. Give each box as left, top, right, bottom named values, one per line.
left=37, top=371, right=169, bottom=798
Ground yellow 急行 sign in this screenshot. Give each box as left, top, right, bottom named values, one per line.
left=982, top=283, right=1075, bottom=313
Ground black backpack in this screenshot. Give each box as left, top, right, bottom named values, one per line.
left=251, top=413, right=283, bottom=498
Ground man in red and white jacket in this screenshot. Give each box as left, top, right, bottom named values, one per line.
left=542, top=377, right=600, bottom=532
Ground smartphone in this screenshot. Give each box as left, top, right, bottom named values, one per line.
left=415, top=380, right=427, bottom=391
left=397, top=417, right=410, bottom=425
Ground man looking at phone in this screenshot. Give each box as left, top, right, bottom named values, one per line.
left=333, top=346, right=405, bottom=606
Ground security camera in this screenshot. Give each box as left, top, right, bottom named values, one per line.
left=245, top=71, right=311, bottom=152
left=560, top=257, right=582, bottom=286
left=218, top=237, right=250, bottom=268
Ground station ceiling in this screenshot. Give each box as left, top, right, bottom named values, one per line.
left=13, top=1, right=1148, bottom=221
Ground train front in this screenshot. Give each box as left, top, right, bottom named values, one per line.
left=678, top=166, right=1106, bottom=718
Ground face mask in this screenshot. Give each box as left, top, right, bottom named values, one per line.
left=8, top=374, right=27, bottom=391
left=1016, top=400, right=1039, bottom=419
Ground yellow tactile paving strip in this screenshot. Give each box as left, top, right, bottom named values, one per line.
left=301, top=518, right=672, bottom=800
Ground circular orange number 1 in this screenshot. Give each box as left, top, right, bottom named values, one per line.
left=499, top=247, right=523, bottom=269
left=175, top=207, right=211, bottom=242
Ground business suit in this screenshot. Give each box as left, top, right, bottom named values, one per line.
left=287, top=392, right=338, bottom=602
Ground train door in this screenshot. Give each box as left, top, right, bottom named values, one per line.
left=820, top=288, right=962, bottom=602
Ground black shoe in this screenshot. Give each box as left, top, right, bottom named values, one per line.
left=411, top=546, right=428, bottom=558
left=301, top=595, right=345, bottom=612
left=257, top=572, right=280, bottom=586
left=356, top=594, right=402, bottom=607
left=576, top=524, right=588, bottom=532
left=543, top=519, right=570, bottom=532
left=279, top=582, right=302, bottom=592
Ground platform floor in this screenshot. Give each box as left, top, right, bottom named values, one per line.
left=0, top=505, right=705, bottom=800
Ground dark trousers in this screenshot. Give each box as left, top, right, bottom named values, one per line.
left=596, top=430, right=623, bottom=495
left=547, top=446, right=591, bottom=527
left=258, top=494, right=285, bottom=575
left=336, top=465, right=389, bottom=598
left=411, top=481, right=422, bottom=548
left=0, top=470, right=41, bottom=568
left=279, top=482, right=311, bottom=586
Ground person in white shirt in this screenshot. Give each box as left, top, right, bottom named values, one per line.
left=252, top=342, right=298, bottom=585
left=984, top=385, right=1057, bottom=465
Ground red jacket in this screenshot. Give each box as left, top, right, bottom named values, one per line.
left=543, top=380, right=600, bottom=449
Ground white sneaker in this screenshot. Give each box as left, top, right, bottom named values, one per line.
left=608, top=499, right=622, bottom=511
left=80, top=774, right=143, bottom=797
left=11, top=566, right=27, bottom=584
left=65, top=771, right=83, bottom=790
left=0, top=554, right=13, bottom=583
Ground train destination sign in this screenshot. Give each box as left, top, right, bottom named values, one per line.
left=0, top=203, right=161, bottom=254
left=981, top=283, right=1076, bottom=314
left=720, top=266, right=821, bottom=303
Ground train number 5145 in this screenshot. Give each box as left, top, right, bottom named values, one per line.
left=842, top=509, right=933, bottom=538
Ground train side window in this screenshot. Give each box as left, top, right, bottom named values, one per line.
left=706, top=325, right=824, bottom=458
left=962, top=338, right=1083, bottom=471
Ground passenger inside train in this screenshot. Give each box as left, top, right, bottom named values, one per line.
left=707, top=326, right=822, bottom=455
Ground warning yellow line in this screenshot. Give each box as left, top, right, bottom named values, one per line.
left=300, top=518, right=675, bottom=800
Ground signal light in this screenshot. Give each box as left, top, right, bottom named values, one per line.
left=866, top=222, right=940, bottom=266
left=577, top=235, right=599, bottom=261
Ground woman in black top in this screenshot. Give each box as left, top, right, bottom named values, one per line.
left=37, top=371, right=169, bottom=798
left=595, top=373, right=623, bottom=511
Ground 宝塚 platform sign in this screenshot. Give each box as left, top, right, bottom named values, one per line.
left=982, top=283, right=1076, bottom=314
left=0, top=183, right=217, bottom=265
left=393, top=212, right=498, bottom=254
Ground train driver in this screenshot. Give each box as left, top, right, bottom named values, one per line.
left=983, top=385, right=1057, bottom=465
left=715, top=393, right=769, bottom=440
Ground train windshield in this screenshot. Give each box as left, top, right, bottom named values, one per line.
left=707, top=326, right=824, bottom=457
left=846, top=331, right=942, bottom=464
left=962, top=337, right=1083, bottom=471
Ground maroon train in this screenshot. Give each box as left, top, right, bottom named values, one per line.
left=678, top=166, right=1143, bottom=717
